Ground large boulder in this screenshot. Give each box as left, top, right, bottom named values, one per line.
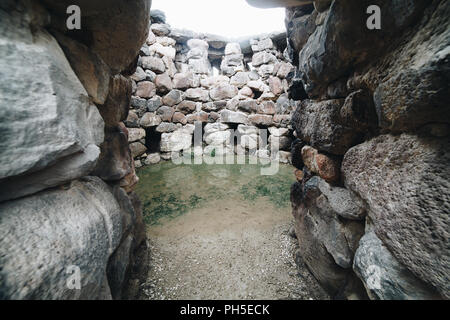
left=342, top=134, right=450, bottom=298
left=291, top=99, right=367, bottom=155
left=42, top=0, right=151, bottom=74
left=0, top=177, right=124, bottom=299
left=220, top=110, right=248, bottom=124
left=354, top=231, right=442, bottom=300
left=297, top=0, right=429, bottom=97
left=210, top=84, right=239, bottom=101
left=0, top=5, right=104, bottom=202
left=160, top=128, right=193, bottom=152
left=373, top=0, right=450, bottom=133
left=92, top=124, right=132, bottom=182
left=52, top=31, right=111, bottom=105
left=97, top=75, right=132, bottom=128
left=290, top=176, right=366, bottom=298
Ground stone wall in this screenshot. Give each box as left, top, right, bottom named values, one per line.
left=126, top=12, right=297, bottom=166
left=0, top=0, right=151, bottom=299
left=276, top=0, right=449, bottom=299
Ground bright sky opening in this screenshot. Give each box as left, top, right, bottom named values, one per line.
left=151, top=0, right=286, bottom=38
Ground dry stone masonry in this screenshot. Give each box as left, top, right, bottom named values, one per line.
left=126, top=12, right=296, bottom=167
left=0, top=0, right=151, bottom=299
left=0, top=0, right=448, bottom=301
left=276, top=0, right=450, bottom=300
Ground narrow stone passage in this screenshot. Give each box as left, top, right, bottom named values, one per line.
left=134, top=160, right=328, bottom=300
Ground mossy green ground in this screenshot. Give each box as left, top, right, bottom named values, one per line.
left=135, top=158, right=295, bottom=225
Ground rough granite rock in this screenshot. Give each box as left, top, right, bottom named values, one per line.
left=52, top=31, right=111, bottom=105
left=0, top=177, right=124, bottom=299
left=292, top=99, right=363, bottom=155
left=97, top=75, right=132, bottom=128
left=0, top=8, right=104, bottom=201
left=342, top=134, right=450, bottom=298
left=42, top=0, right=151, bottom=74
left=160, top=128, right=193, bottom=152
left=290, top=177, right=365, bottom=299
left=91, top=124, right=132, bottom=182
left=373, top=0, right=450, bottom=133
left=354, top=231, right=441, bottom=300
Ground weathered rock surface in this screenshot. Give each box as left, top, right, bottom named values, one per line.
left=0, top=8, right=104, bottom=201
left=0, top=177, right=123, bottom=299
left=290, top=176, right=365, bottom=298
left=0, top=0, right=149, bottom=301
left=160, top=128, right=193, bottom=152
left=354, top=231, right=441, bottom=300
left=342, top=134, right=450, bottom=298
left=292, top=99, right=363, bottom=155
left=43, top=0, right=151, bottom=74
left=91, top=124, right=132, bottom=182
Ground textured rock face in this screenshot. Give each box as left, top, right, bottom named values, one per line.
left=0, top=5, right=104, bottom=201
left=282, top=0, right=450, bottom=300
left=342, top=134, right=450, bottom=298
left=373, top=0, right=450, bottom=133
left=0, top=0, right=150, bottom=299
left=127, top=24, right=297, bottom=165
left=42, top=0, right=151, bottom=74
left=354, top=231, right=441, bottom=300
left=290, top=176, right=366, bottom=298
left=292, top=99, right=365, bottom=155
left=0, top=177, right=123, bottom=300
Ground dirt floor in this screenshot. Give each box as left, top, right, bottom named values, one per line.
left=138, top=197, right=328, bottom=300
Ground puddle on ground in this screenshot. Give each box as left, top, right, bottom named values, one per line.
left=135, top=157, right=296, bottom=226
left=134, top=157, right=328, bottom=300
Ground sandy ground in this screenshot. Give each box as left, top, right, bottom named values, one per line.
left=138, top=197, right=328, bottom=300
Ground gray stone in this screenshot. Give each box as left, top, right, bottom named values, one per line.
left=135, top=81, right=156, bottom=98
left=147, top=96, right=162, bottom=112
left=150, top=23, right=171, bottom=37
left=162, top=90, right=183, bottom=107
left=156, top=106, right=175, bottom=122
left=156, top=122, right=178, bottom=133
left=176, top=100, right=197, bottom=114
left=131, top=96, right=147, bottom=109
left=317, top=179, right=366, bottom=221
left=185, top=88, right=210, bottom=102
left=220, top=110, right=248, bottom=124
left=141, top=56, right=166, bottom=74
left=139, top=112, right=162, bottom=128
left=292, top=99, right=362, bottom=155
left=342, top=134, right=450, bottom=298
left=0, top=14, right=104, bottom=201
left=143, top=153, right=161, bottom=165
left=224, top=42, right=241, bottom=55
left=354, top=231, right=441, bottom=300
left=131, top=67, right=147, bottom=82
left=210, top=84, right=239, bottom=101
left=129, top=142, right=147, bottom=158
left=173, top=72, right=195, bottom=90
left=149, top=43, right=176, bottom=60
left=0, top=177, right=123, bottom=299
left=230, top=72, right=250, bottom=88
left=128, top=128, right=146, bottom=143
left=125, top=110, right=140, bottom=128
left=252, top=51, right=277, bottom=67
left=160, top=129, right=193, bottom=152
left=248, top=114, right=273, bottom=126
left=150, top=9, right=166, bottom=24
left=154, top=73, right=173, bottom=94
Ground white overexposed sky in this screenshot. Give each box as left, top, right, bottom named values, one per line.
left=151, top=0, right=286, bottom=38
